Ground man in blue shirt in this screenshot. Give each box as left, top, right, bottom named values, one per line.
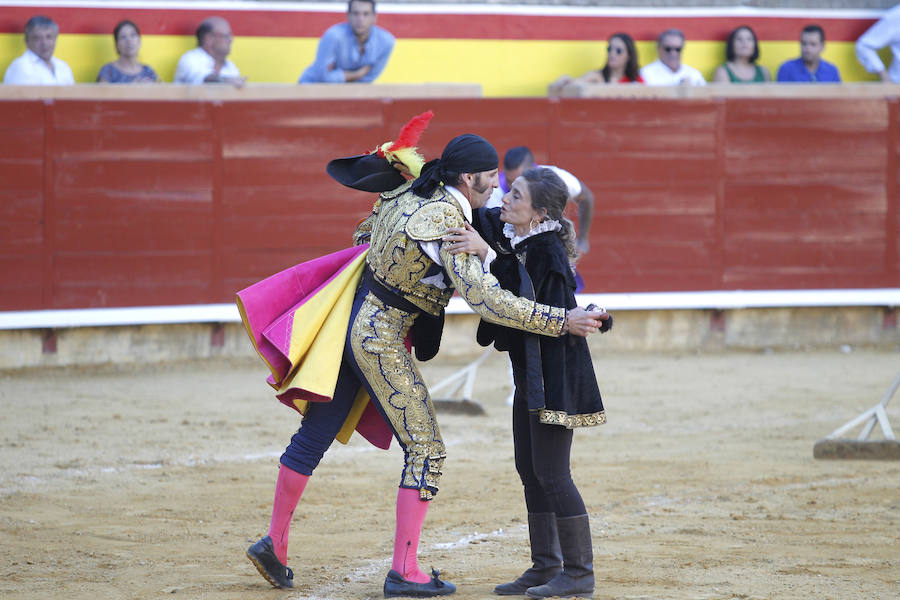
left=299, top=0, right=395, bottom=83
left=777, top=24, right=842, bottom=83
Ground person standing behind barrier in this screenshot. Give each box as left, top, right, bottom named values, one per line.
left=445, top=167, right=610, bottom=599
left=548, top=32, right=643, bottom=94
left=174, top=16, right=245, bottom=86
left=777, top=25, right=841, bottom=83
left=299, top=0, right=395, bottom=83
left=640, top=29, right=706, bottom=86
left=855, top=5, right=900, bottom=83
left=3, top=15, right=74, bottom=85
left=97, top=20, right=158, bottom=83
left=712, top=25, right=770, bottom=83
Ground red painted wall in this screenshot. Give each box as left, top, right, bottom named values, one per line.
left=0, top=97, right=897, bottom=311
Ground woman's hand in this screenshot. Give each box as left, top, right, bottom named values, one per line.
left=443, top=222, right=489, bottom=262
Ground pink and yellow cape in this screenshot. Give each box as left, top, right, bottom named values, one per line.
left=236, top=245, right=392, bottom=449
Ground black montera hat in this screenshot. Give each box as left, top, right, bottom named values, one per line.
left=326, top=153, right=407, bottom=193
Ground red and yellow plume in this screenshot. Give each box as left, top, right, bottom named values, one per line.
left=375, top=110, right=434, bottom=178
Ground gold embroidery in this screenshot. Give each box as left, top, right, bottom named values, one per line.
left=354, top=184, right=575, bottom=498
left=380, top=179, right=414, bottom=201
left=538, top=409, right=607, bottom=429
left=367, top=185, right=566, bottom=335
left=350, top=293, right=446, bottom=498
left=407, top=202, right=465, bottom=241
left=366, top=190, right=454, bottom=315
left=441, top=246, right=567, bottom=336
left=352, top=197, right=381, bottom=246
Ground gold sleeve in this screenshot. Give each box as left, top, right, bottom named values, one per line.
left=352, top=197, right=382, bottom=246
left=440, top=243, right=566, bottom=337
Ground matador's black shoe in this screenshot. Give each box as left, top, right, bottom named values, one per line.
left=384, top=568, right=456, bottom=597
left=247, top=536, right=294, bottom=588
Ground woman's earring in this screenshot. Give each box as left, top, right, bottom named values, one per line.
left=529, top=218, right=537, bottom=231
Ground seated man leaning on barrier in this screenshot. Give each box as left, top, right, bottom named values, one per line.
left=174, top=16, right=245, bottom=86
left=3, top=15, right=74, bottom=85
left=299, top=0, right=395, bottom=83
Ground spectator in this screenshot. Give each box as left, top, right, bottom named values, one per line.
left=3, top=15, right=74, bottom=85
left=777, top=25, right=841, bottom=83
left=548, top=32, right=642, bottom=94
left=97, top=20, right=158, bottom=83
left=640, top=29, right=706, bottom=86
left=299, top=0, right=394, bottom=83
left=712, top=25, right=770, bottom=83
left=855, top=5, right=900, bottom=83
left=174, top=16, right=245, bottom=86
left=489, top=146, right=594, bottom=259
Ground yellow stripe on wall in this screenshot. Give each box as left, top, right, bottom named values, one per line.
left=0, top=34, right=886, bottom=93
left=364, top=39, right=883, bottom=93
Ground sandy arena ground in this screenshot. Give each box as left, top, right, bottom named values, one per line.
left=1, top=347, right=898, bottom=600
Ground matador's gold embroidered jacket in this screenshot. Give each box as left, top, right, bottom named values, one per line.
left=354, top=181, right=567, bottom=336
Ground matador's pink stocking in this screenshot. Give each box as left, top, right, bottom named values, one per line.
left=391, top=487, right=432, bottom=583
left=267, top=465, right=310, bottom=565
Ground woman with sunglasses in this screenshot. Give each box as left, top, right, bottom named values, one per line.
left=712, top=25, right=771, bottom=83
left=549, top=32, right=642, bottom=94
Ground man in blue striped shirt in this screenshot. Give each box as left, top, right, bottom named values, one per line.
left=299, top=0, right=395, bottom=83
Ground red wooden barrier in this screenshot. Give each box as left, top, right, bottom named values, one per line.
left=0, top=96, right=897, bottom=311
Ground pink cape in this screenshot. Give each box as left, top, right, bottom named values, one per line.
left=235, top=245, right=392, bottom=450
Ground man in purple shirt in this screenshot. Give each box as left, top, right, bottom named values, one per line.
left=777, top=24, right=842, bottom=83
left=299, top=0, right=395, bottom=83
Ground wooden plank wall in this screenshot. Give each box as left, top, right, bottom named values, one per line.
left=0, top=96, right=897, bottom=312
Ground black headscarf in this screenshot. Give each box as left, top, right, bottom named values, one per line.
left=410, top=133, right=498, bottom=198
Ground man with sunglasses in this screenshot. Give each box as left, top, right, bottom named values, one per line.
left=640, top=28, right=706, bottom=86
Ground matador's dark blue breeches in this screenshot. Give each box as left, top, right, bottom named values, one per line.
left=280, top=278, right=446, bottom=500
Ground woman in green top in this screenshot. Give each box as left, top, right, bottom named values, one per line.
left=712, top=25, right=771, bottom=83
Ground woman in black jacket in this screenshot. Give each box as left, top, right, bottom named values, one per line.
left=446, top=167, right=610, bottom=598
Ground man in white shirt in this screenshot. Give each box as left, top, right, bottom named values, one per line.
left=640, top=28, right=707, bottom=86
left=174, top=16, right=245, bottom=86
left=856, top=5, right=900, bottom=83
left=3, top=15, right=74, bottom=85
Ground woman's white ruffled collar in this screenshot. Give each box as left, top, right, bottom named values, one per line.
left=503, top=220, right=561, bottom=249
